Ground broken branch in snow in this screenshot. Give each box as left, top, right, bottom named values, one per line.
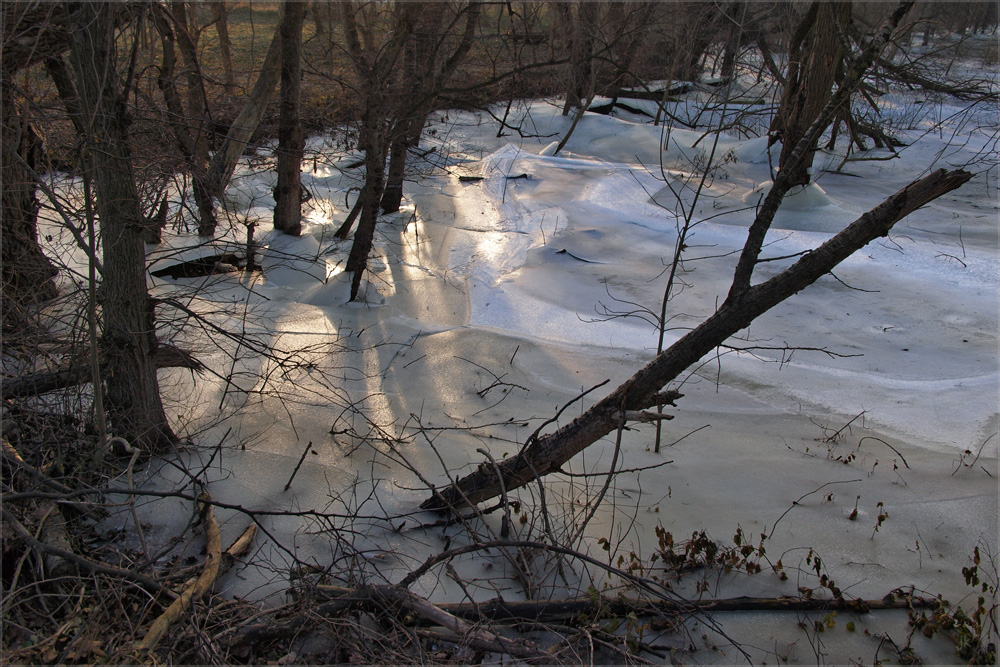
left=136, top=493, right=222, bottom=652
left=621, top=410, right=674, bottom=423
left=1, top=344, right=205, bottom=400
left=313, top=588, right=938, bottom=622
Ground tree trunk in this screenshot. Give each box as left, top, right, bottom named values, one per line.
left=338, top=1, right=422, bottom=298
left=380, top=2, right=480, bottom=215
left=1, top=69, right=58, bottom=332
left=42, top=56, right=87, bottom=137
left=345, top=103, right=387, bottom=301
left=66, top=0, right=175, bottom=451
left=718, top=2, right=747, bottom=84
left=561, top=3, right=597, bottom=115
left=601, top=2, right=655, bottom=100
left=210, top=1, right=236, bottom=96
left=422, top=167, right=970, bottom=510
left=273, top=1, right=307, bottom=236
left=770, top=2, right=852, bottom=187
left=673, top=2, right=718, bottom=83
left=380, top=114, right=423, bottom=215
left=150, top=3, right=215, bottom=240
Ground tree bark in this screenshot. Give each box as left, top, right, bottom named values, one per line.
left=66, top=0, right=175, bottom=451
left=422, top=168, right=970, bottom=510
left=272, top=1, right=307, bottom=236
left=769, top=2, right=852, bottom=187
left=1, top=68, right=58, bottom=332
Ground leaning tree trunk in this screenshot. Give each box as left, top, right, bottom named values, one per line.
left=1, top=68, right=58, bottom=332
left=67, top=0, right=175, bottom=451
left=422, top=167, right=970, bottom=510
left=272, top=1, right=307, bottom=235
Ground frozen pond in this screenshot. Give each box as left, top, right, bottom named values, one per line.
left=83, top=76, right=999, bottom=662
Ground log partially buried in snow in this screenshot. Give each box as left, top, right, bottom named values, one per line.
left=150, top=253, right=245, bottom=280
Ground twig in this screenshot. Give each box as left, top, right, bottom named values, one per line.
left=824, top=410, right=867, bottom=443
left=859, top=436, right=911, bottom=469
left=768, top=479, right=863, bottom=538
left=284, top=441, right=314, bottom=491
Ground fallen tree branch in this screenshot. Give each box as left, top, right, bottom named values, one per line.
left=366, top=585, right=549, bottom=662
left=166, top=523, right=258, bottom=583
left=136, top=493, right=222, bottom=652
left=313, top=588, right=937, bottom=623
left=2, top=439, right=75, bottom=497
left=421, top=168, right=972, bottom=511
left=1, top=344, right=205, bottom=400
left=877, top=56, right=991, bottom=101
left=224, top=583, right=549, bottom=660
left=228, top=579, right=935, bottom=656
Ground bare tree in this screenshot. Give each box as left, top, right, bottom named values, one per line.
left=0, top=3, right=69, bottom=328
left=203, top=5, right=285, bottom=231
left=209, top=1, right=236, bottom=96
left=149, top=2, right=216, bottom=239
left=1, top=68, right=58, bottom=331
left=336, top=1, right=421, bottom=301
left=380, top=2, right=482, bottom=214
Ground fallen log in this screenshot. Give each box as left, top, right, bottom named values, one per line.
left=1, top=506, right=173, bottom=598
left=32, top=501, right=75, bottom=577
left=1, top=344, right=204, bottom=400
left=149, top=253, right=244, bottom=279
left=224, top=583, right=548, bottom=662
left=312, top=587, right=937, bottom=623
left=420, top=169, right=970, bottom=511
left=136, top=493, right=222, bottom=652
left=228, top=581, right=935, bottom=655
left=420, top=0, right=934, bottom=513
left=166, top=523, right=257, bottom=583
